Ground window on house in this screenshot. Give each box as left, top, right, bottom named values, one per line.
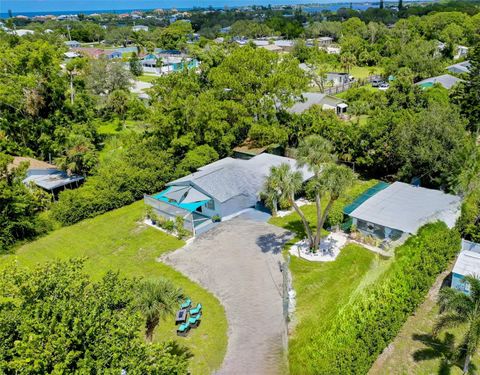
left=206, top=200, right=215, bottom=210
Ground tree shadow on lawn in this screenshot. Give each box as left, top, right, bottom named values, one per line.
left=412, top=333, right=476, bottom=375
left=256, top=232, right=294, bottom=254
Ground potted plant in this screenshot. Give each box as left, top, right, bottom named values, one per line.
left=212, top=215, right=221, bottom=223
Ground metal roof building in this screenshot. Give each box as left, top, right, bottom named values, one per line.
left=348, top=182, right=461, bottom=240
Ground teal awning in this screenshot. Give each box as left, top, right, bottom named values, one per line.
left=152, top=186, right=211, bottom=213
left=343, top=181, right=390, bottom=215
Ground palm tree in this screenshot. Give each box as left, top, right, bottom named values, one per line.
left=340, top=52, right=357, bottom=75
left=434, top=276, right=480, bottom=374
left=264, top=164, right=314, bottom=244
left=136, top=279, right=183, bottom=341
left=264, top=146, right=355, bottom=251
left=310, top=163, right=356, bottom=249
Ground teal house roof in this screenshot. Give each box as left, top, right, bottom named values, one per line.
left=343, top=181, right=390, bottom=215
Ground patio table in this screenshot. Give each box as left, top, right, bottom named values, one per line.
left=175, top=308, right=188, bottom=324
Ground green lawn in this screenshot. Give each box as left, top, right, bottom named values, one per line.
left=349, top=65, right=383, bottom=79
left=288, top=245, right=390, bottom=374
left=269, top=178, right=391, bottom=374
left=137, top=74, right=160, bottom=83
left=0, top=201, right=227, bottom=375
left=96, top=119, right=146, bottom=135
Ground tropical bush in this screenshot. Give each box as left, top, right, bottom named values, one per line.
left=300, top=222, right=460, bottom=374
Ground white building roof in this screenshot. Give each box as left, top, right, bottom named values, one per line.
left=349, top=182, right=461, bottom=234
left=453, top=251, right=480, bottom=277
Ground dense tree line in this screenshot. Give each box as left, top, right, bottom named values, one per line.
left=0, top=259, right=190, bottom=373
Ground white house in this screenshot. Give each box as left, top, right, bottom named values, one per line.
left=454, top=45, right=469, bottom=60
left=132, top=25, right=149, bottom=32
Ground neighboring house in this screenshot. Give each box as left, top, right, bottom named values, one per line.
left=318, top=36, right=334, bottom=46
left=260, top=44, right=283, bottom=52
left=347, top=181, right=461, bottom=241
left=144, top=153, right=313, bottom=235
left=446, top=61, right=471, bottom=75
left=64, top=40, right=81, bottom=48
left=326, top=45, right=341, bottom=55
left=326, top=72, right=349, bottom=86
left=232, top=139, right=283, bottom=160
left=12, top=29, right=34, bottom=37
left=64, top=51, right=81, bottom=59
left=132, top=25, right=149, bottom=32
left=141, top=53, right=159, bottom=67
left=9, top=156, right=84, bottom=196
left=451, top=239, right=480, bottom=295
left=454, top=45, right=469, bottom=60
left=73, top=48, right=121, bottom=59
left=287, top=92, right=348, bottom=115
left=416, top=74, right=463, bottom=90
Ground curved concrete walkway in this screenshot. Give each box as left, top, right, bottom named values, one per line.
left=162, top=218, right=292, bottom=375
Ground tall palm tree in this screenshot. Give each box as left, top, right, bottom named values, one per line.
left=264, top=164, right=314, bottom=244
left=296, top=135, right=336, bottom=249
left=340, top=52, right=357, bottom=75
left=434, top=276, right=480, bottom=374
left=136, top=279, right=183, bottom=342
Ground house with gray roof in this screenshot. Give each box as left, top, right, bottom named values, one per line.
left=10, top=157, right=84, bottom=197
left=145, top=153, right=313, bottom=235
left=446, top=61, right=471, bottom=75
left=348, top=182, right=461, bottom=241
left=288, top=92, right=347, bottom=115
left=416, top=74, right=463, bottom=90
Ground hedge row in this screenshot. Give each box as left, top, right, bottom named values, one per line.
left=307, top=222, right=461, bottom=374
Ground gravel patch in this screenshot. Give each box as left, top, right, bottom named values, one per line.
left=162, top=218, right=292, bottom=375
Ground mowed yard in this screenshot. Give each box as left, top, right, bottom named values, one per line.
left=369, top=267, right=480, bottom=375
left=269, top=179, right=394, bottom=374
left=0, top=201, right=227, bottom=375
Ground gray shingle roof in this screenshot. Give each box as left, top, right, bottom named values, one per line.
left=446, top=61, right=471, bottom=74
left=349, top=182, right=461, bottom=234
left=416, top=74, right=462, bottom=89
left=288, top=92, right=344, bottom=114
left=168, top=153, right=313, bottom=203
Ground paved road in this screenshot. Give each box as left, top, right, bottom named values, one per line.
left=162, top=217, right=292, bottom=375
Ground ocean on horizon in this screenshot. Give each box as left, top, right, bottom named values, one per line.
left=0, top=0, right=424, bottom=18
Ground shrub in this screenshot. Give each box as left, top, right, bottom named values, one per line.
left=300, top=222, right=461, bottom=375
left=162, top=220, right=175, bottom=232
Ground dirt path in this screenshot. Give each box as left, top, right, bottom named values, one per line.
left=369, top=267, right=452, bottom=374
left=162, top=218, right=292, bottom=375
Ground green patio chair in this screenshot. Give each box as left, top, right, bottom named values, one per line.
left=177, top=322, right=190, bottom=337
left=188, top=313, right=202, bottom=328
left=180, top=298, right=191, bottom=309
left=189, top=303, right=202, bottom=316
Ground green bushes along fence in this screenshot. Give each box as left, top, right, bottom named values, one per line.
left=302, top=222, right=461, bottom=375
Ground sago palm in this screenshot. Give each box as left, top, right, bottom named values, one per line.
left=434, top=276, right=480, bottom=374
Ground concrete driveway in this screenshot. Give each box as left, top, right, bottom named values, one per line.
left=162, top=217, right=292, bottom=375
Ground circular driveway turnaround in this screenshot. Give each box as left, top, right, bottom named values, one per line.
left=162, top=217, right=292, bottom=375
